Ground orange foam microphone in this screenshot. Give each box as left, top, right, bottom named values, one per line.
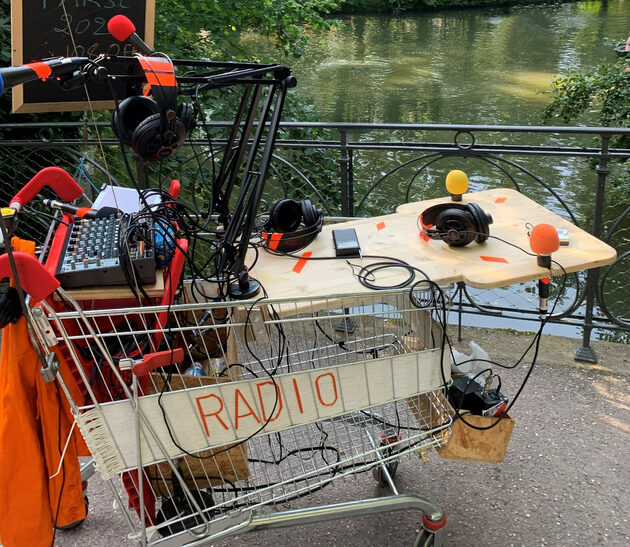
left=529, top=223, right=560, bottom=318
left=529, top=223, right=560, bottom=268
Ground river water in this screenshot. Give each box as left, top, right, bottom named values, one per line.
left=243, top=1, right=628, bottom=125
left=240, top=1, right=629, bottom=340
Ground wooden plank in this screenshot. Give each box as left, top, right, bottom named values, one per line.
left=249, top=189, right=616, bottom=301
left=54, top=269, right=165, bottom=301
left=78, top=348, right=450, bottom=477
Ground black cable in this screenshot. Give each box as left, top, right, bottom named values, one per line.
left=435, top=259, right=568, bottom=431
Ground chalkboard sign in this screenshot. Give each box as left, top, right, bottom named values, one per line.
left=10, top=0, right=155, bottom=113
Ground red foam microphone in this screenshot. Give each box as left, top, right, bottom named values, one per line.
left=108, top=15, right=154, bottom=55
left=529, top=223, right=560, bottom=318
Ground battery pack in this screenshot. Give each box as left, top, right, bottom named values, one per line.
left=448, top=376, right=508, bottom=417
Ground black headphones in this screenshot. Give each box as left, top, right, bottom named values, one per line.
left=262, top=198, right=324, bottom=253
left=420, top=202, right=493, bottom=247
left=112, top=95, right=196, bottom=161
left=111, top=56, right=196, bottom=162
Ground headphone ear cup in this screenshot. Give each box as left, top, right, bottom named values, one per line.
left=467, top=203, right=492, bottom=243
left=269, top=199, right=302, bottom=232
left=112, top=96, right=160, bottom=146
left=300, top=199, right=320, bottom=227
left=132, top=114, right=186, bottom=161
left=435, top=208, right=476, bottom=247
left=177, top=102, right=196, bottom=133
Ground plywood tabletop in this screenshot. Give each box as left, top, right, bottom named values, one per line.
left=55, top=268, right=165, bottom=302
left=248, top=189, right=616, bottom=300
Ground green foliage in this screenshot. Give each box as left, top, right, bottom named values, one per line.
left=155, top=0, right=341, bottom=58
left=542, top=57, right=630, bottom=197
left=541, top=58, right=630, bottom=127
left=336, top=0, right=568, bottom=13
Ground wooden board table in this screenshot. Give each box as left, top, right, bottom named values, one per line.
left=249, top=189, right=617, bottom=300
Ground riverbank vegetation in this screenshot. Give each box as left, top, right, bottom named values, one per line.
left=335, top=0, right=573, bottom=14
left=542, top=56, right=630, bottom=196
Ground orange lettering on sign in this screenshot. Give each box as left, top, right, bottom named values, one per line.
left=256, top=381, right=283, bottom=422
left=292, top=378, right=304, bottom=414
left=196, top=394, right=228, bottom=436
left=234, top=388, right=261, bottom=429
left=315, top=373, right=338, bottom=407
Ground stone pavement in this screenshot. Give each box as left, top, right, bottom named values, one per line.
left=51, top=328, right=630, bottom=546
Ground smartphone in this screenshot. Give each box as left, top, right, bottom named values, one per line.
left=333, top=228, right=361, bottom=257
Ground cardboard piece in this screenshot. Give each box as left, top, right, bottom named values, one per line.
left=144, top=372, right=249, bottom=495
left=436, top=403, right=515, bottom=463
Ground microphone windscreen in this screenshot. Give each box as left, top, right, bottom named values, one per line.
left=108, top=15, right=136, bottom=41
left=94, top=206, right=120, bottom=218
left=529, top=223, right=560, bottom=255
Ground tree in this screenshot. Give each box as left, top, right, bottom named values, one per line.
left=542, top=57, right=630, bottom=129
left=542, top=56, right=630, bottom=196
left=154, top=0, right=339, bottom=58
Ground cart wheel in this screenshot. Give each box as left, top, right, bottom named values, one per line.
left=372, top=459, right=399, bottom=486
left=55, top=495, right=89, bottom=530
left=413, top=529, right=436, bottom=547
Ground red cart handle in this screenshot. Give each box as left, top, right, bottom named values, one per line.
left=9, top=167, right=84, bottom=211
left=0, top=252, right=60, bottom=302
left=132, top=348, right=185, bottom=377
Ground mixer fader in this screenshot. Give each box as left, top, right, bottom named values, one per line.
left=55, top=214, right=156, bottom=289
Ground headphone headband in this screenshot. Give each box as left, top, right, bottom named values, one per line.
left=420, top=202, right=493, bottom=247
left=111, top=56, right=196, bottom=161
left=263, top=199, right=324, bottom=253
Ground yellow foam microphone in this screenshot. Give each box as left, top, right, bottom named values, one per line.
left=445, top=170, right=469, bottom=201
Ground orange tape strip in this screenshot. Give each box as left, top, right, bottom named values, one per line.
left=292, top=252, right=312, bottom=274
left=267, top=232, right=283, bottom=251
left=145, top=72, right=176, bottom=87
left=495, top=197, right=507, bottom=204
left=479, top=255, right=508, bottom=263
left=419, top=221, right=432, bottom=242
left=376, top=221, right=385, bottom=231
left=75, top=207, right=93, bottom=218
left=25, top=62, right=52, bottom=80
left=138, top=57, right=177, bottom=87
left=139, top=57, right=173, bottom=72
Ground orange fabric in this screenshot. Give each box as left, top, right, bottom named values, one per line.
left=0, top=239, right=86, bottom=546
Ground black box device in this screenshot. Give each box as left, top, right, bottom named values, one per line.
left=333, top=228, right=361, bottom=257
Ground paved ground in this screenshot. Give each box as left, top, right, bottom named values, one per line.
left=53, top=327, right=630, bottom=547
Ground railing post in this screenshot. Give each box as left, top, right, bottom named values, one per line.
left=135, top=156, right=148, bottom=189
left=338, top=129, right=354, bottom=216
left=574, top=134, right=610, bottom=363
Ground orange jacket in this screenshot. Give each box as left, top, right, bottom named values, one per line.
left=0, top=239, right=86, bottom=546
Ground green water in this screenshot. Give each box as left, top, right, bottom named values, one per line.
left=241, top=1, right=629, bottom=124
left=239, top=2, right=630, bottom=338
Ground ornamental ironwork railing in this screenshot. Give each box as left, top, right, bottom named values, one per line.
left=1, top=121, right=628, bottom=360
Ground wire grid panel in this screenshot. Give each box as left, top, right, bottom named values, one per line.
left=41, top=288, right=452, bottom=543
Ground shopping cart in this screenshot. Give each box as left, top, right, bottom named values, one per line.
left=17, top=280, right=453, bottom=546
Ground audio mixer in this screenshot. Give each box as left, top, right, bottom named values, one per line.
left=55, top=214, right=156, bottom=289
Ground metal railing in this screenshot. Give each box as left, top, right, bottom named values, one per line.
left=1, top=120, right=629, bottom=360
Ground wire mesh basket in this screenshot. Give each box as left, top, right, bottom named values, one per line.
left=35, top=285, right=453, bottom=545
